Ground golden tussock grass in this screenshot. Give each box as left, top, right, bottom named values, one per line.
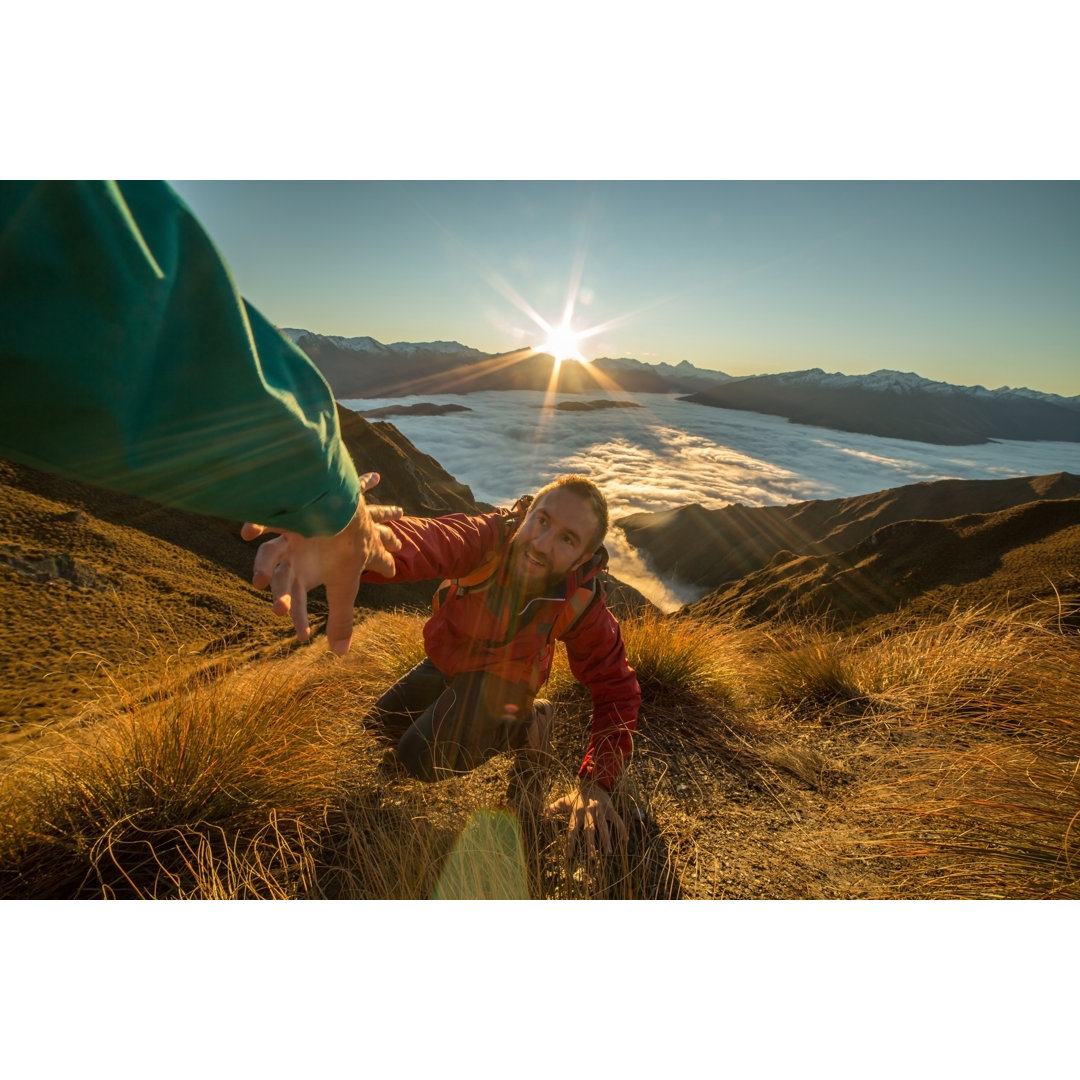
left=1, top=599, right=1077, bottom=899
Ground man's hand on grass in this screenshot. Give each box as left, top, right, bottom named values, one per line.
left=544, top=777, right=628, bottom=862
left=241, top=472, right=403, bottom=656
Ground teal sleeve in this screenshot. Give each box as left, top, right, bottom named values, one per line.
left=0, top=180, right=360, bottom=536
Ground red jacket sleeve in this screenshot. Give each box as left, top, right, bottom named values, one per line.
left=361, top=512, right=505, bottom=585
left=562, top=597, right=641, bottom=790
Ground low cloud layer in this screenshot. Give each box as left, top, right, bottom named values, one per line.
left=345, top=391, right=1080, bottom=610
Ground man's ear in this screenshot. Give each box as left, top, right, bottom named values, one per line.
left=570, top=547, right=597, bottom=573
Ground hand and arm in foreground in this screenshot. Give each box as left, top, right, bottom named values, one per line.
left=544, top=599, right=641, bottom=860
left=242, top=472, right=403, bottom=655
left=243, top=508, right=509, bottom=655
left=0, top=180, right=400, bottom=649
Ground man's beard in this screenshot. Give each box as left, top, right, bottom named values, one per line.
left=507, top=537, right=552, bottom=595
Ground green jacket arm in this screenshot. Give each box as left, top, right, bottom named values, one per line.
left=0, top=180, right=360, bottom=536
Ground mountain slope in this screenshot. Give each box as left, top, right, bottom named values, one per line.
left=617, top=472, right=1080, bottom=595
left=684, top=494, right=1080, bottom=627
left=0, top=405, right=484, bottom=735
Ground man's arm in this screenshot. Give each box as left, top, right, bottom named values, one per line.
left=359, top=511, right=508, bottom=585
left=564, top=602, right=641, bottom=789
left=242, top=472, right=403, bottom=656
left=0, top=180, right=404, bottom=651
left=0, top=180, right=360, bottom=535
left=544, top=600, right=641, bottom=858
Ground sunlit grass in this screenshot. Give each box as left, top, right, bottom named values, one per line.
left=0, top=659, right=349, bottom=899
left=1, top=601, right=1077, bottom=899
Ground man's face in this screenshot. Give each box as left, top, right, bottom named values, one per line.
left=508, top=488, right=600, bottom=593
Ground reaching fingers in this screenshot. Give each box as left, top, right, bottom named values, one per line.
left=240, top=522, right=268, bottom=542
left=358, top=472, right=381, bottom=493
left=597, top=814, right=612, bottom=857
left=543, top=795, right=573, bottom=822
left=368, top=504, right=404, bottom=525
left=289, top=581, right=311, bottom=642
left=270, top=560, right=295, bottom=616
left=613, top=809, right=629, bottom=850
left=580, top=809, right=599, bottom=861
left=364, top=529, right=400, bottom=578
left=564, top=814, right=579, bottom=864
left=252, top=534, right=289, bottom=589
left=377, top=523, right=403, bottom=551
left=323, top=573, right=361, bottom=656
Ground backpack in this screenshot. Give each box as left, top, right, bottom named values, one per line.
left=431, top=494, right=601, bottom=641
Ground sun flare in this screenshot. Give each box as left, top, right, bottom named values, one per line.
left=540, top=322, right=587, bottom=364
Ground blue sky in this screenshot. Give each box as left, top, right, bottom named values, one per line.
left=172, top=181, right=1079, bottom=396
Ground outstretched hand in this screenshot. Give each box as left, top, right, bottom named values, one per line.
left=241, top=472, right=403, bottom=655
left=544, top=778, right=628, bottom=862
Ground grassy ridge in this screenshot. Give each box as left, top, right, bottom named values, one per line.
left=1, top=601, right=1077, bottom=900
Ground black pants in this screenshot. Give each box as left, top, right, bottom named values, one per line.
left=369, top=658, right=537, bottom=781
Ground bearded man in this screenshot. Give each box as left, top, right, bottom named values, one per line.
left=364, top=473, right=641, bottom=858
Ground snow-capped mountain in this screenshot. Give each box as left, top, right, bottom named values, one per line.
left=587, top=356, right=731, bottom=393
left=592, top=355, right=732, bottom=380
left=681, top=369, right=1080, bottom=445
left=280, top=329, right=485, bottom=358
left=760, top=367, right=1080, bottom=410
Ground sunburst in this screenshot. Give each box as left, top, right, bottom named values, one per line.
left=539, top=321, right=586, bottom=364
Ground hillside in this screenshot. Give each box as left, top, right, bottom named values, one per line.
left=684, top=494, right=1080, bottom=627
left=618, top=472, right=1080, bottom=600
left=0, top=406, right=479, bottom=737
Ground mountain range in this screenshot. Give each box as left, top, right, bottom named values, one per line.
left=618, top=471, right=1080, bottom=628
left=282, top=330, right=1080, bottom=446
left=679, top=369, right=1080, bottom=446
left=280, top=329, right=733, bottom=397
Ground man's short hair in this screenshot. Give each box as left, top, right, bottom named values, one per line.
left=533, top=473, right=609, bottom=553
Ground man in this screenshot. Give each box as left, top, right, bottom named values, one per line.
left=362, top=474, right=642, bottom=859
left=0, top=180, right=401, bottom=652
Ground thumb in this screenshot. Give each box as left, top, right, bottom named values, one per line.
left=241, top=522, right=268, bottom=541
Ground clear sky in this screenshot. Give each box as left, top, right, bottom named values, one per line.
left=171, top=181, right=1080, bottom=397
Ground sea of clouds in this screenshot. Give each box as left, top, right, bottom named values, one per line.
left=343, top=391, right=1080, bottom=611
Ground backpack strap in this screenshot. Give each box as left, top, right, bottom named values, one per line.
left=547, top=576, right=602, bottom=640
left=431, top=495, right=533, bottom=615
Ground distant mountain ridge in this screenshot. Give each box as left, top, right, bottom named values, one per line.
left=745, top=367, right=1080, bottom=409
left=680, top=368, right=1080, bottom=445
left=283, top=329, right=1079, bottom=445
left=281, top=329, right=732, bottom=397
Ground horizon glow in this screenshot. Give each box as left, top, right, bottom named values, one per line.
left=171, top=181, right=1080, bottom=397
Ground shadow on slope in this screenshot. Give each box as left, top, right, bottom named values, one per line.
left=618, top=472, right=1080, bottom=595
left=686, top=495, right=1080, bottom=628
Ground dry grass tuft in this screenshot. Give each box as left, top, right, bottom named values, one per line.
left=618, top=611, right=746, bottom=706
left=0, top=660, right=349, bottom=899
left=849, top=617, right=1080, bottom=898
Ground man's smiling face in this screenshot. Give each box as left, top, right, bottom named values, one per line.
left=508, top=487, right=600, bottom=594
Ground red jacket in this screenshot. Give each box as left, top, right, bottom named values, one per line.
left=364, top=510, right=640, bottom=790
